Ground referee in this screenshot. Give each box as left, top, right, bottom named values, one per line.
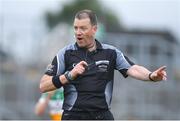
left=39, top=9, right=167, bottom=120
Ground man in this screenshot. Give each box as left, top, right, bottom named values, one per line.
left=35, top=88, right=64, bottom=120
left=39, top=9, right=167, bottom=120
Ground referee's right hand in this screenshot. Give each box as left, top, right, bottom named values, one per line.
left=70, top=61, right=88, bottom=79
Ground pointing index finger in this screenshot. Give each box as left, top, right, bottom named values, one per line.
left=79, top=61, right=88, bottom=67
left=158, top=66, right=166, bottom=72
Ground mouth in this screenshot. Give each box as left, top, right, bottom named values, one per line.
left=77, top=37, right=83, bottom=41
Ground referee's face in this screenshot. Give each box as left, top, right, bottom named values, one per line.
left=74, top=18, right=97, bottom=48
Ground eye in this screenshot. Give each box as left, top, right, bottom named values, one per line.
left=74, top=26, right=78, bottom=30
left=80, top=27, right=87, bottom=31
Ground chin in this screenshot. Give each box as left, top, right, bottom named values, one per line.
left=78, top=44, right=85, bottom=48
left=77, top=41, right=85, bottom=47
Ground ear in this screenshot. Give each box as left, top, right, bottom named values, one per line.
left=92, top=25, right=97, bottom=34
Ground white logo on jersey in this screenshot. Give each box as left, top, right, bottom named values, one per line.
left=46, top=64, right=54, bottom=73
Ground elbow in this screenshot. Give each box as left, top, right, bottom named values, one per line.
left=39, top=79, right=46, bottom=93
left=39, top=84, right=45, bottom=93
left=39, top=75, right=55, bottom=93
left=39, top=74, right=50, bottom=93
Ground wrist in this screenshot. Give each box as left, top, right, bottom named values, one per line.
left=69, top=71, right=76, bottom=80
left=52, top=75, right=62, bottom=88
left=149, top=72, right=155, bottom=81
left=64, top=71, right=75, bottom=83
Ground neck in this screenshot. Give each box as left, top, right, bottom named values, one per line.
left=87, top=39, right=96, bottom=52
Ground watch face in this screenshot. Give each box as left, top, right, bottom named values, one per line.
left=68, top=71, right=73, bottom=80
left=65, top=71, right=73, bottom=82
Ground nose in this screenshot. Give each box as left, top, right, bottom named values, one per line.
left=75, top=28, right=82, bottom=35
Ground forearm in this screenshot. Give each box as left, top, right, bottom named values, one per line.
left=40, top=74, right=68, bottom=93
left=35, top=97, right=49, bottom=116
left=127, top=65, right=152, bottom=81
left=40, top=61, right=87, bottom=93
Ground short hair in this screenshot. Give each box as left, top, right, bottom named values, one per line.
left=75, top=9, right=97, bottom=25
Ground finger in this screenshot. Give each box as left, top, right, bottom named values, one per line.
left=158, top=72, right=167, bottom=80
left=79, top=61, right=88, bottom=67
left=162, top=71, right=167, bottom=76
left=78, top=67, right=85, bottom=74
left=157, top=66, right=166, bottom=72
left=163, top=76, right=167, bottom=80
left=157, top=71, right=164, bottom=77
left=79, top=66, right=86, bottom=71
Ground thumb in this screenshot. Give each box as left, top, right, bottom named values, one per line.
left=156, top=66, right=166, bottom=76
left=79, top=61, right=88, bottom=67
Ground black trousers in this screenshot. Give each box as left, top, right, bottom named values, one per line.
left=62, top=110, right=114, bottom=120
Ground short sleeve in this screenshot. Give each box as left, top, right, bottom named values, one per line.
left=45, top=56, right=58, bottom=76
left=115, top=48, right=135, bottom=78
left=119, top=56, right=135, bottom=78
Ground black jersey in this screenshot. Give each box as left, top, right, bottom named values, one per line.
left=45, top=40, right=134, bottom=112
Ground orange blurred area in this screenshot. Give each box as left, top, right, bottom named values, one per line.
left=50, top=113, right=62, bottom=121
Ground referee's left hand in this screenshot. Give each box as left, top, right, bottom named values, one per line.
left=70, top=61, right=88, bottom=79
left=150, top=66, right=167, bottom=81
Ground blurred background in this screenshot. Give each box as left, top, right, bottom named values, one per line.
left=0, top=0, right=180, bottom=120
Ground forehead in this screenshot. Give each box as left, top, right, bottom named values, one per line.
left=73, top=18, right=91, bottom=26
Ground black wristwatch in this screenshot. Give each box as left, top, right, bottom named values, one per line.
left=64, top=71, right=74, bottom=83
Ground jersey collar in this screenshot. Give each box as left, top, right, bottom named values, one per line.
left=75, top=39, right=102, bottom=51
